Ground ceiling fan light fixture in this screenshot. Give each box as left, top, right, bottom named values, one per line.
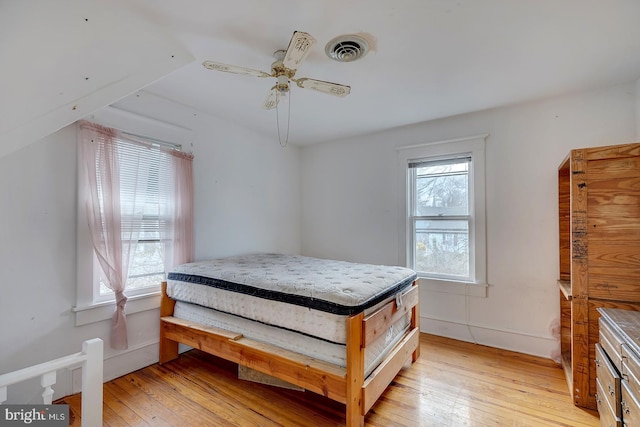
left=201, top=30, right=352, bottom=147
left=325, top=34, right=369, bottom=62
left=276, top=74, right=290, bottom=94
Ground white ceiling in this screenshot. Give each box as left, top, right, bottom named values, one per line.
left=2, top=0, right=640, bottom=152
left=135, top=0, right=640, bottom=145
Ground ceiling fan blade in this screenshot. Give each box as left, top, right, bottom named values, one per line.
left=263, top=87, right=279, bottom=110
left=294, top=78, right=351, bottom=97
left=202, top=61, right=271, bottom=78
left=282, top=31, right=316, bottom=70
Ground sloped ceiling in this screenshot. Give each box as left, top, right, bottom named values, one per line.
left=0, top=0, right=193, bottom=158
left=2, top=0, right=640, bottom=155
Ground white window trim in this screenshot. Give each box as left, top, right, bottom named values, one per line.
left=74, top=131, right=164, bottom=326
left=75, top=183, right=163, bottom=326
left=74, top=105, right=193, bottom=326
left=72, top=292, right=162, bottom=326
left=398, top=134, right=488, bottom=297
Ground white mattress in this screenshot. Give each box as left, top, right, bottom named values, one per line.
left=173, top=300, right=411, bottom=378
left=167, top=253, right=417, bottom=344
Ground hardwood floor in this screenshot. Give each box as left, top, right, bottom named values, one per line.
left=57, top=334, right=600, bottom=426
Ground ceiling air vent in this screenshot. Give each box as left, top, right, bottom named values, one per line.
left=325, top=35, right=369, bottom=62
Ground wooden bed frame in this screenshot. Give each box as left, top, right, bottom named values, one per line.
left=159, top=280, right=420, bottom=427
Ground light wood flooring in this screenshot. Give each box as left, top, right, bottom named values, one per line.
left=57, top=333, right=600, bottom=426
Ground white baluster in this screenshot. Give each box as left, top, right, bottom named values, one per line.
left=41, top=371, right=56, bottom=405
left=0, top=338, right=103, bottom=425
left=81, top=338, right=103, bottom=427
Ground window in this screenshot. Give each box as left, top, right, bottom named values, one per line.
left=94, top=139, right=173, bottom=301
left=398, top=134, right=487, bottom=288
left=75, top=118, right=194, bottom=326
left=409, top=156, right=471, bottom=280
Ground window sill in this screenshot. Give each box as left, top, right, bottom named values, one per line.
left=72, top=291, right=161, bottom=326
left=417, top=277, right=487, bottom=298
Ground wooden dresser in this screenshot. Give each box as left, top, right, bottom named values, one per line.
left=596, top=308, right=640, bottom=427
left=557, top=142, right=640, bottom=410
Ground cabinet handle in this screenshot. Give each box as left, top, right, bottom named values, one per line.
left=607, top=383, right=615, bottom=396
left=595, top=357, right=601, bottom=368
left=595, top=392, right=601, bottom=404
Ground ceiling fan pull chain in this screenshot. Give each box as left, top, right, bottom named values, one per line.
left=276, top=91, right=290, bottom=147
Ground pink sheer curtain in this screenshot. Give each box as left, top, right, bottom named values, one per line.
left=78, top=121, right=132, bottom=350
left=161, top=150, right=194, bottom=269
left=79, top=120, right=194, bottom=350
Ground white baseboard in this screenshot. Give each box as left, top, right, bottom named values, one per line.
left=420, top=315, right=561, bottom=361
left=71, top=339, right=160, bottom=394
left=104, top=340, right=161, bottom=383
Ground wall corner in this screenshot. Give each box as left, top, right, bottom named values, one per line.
left=635, top=77, right=640, bottom=140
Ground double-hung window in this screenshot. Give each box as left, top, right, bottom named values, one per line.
left=399, top=134, right=487, bottom=288
left=75, top=119, right=194, bottom=327
left=95, top=139, right=172, bottom=301
left=409, top=156, right=471, bottom=280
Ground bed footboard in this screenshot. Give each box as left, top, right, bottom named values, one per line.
left=159, top=280, right=420, bottom=427
left=346, top=282, right=420, bottom=426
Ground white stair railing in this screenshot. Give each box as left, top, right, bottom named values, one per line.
left=0, top=338, right=103, bottom=426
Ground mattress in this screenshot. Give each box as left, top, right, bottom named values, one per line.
left=166, top=253, right=417, bottom=344
left=173, top=300, right=412, bottom=378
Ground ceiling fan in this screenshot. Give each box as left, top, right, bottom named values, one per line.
left=202, top=31, right=351, bottom=110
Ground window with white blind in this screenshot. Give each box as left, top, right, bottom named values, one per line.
left=75, top=128, right=184, bottom=325
left=398, top=135, right=487, bottom=289
left=74, top=108, right=195, bottom=326
left=93, top=137, right=175, bottom=301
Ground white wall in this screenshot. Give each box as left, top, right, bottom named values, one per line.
left=108, top=91, right=301, bottom=259
left=0, top=94, right=300, bottom=403
left=300, top=83, right=637, bottom=359
left=192, top=111, right=301, bottom=259
left=636, top=77, right=640, bottom=139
